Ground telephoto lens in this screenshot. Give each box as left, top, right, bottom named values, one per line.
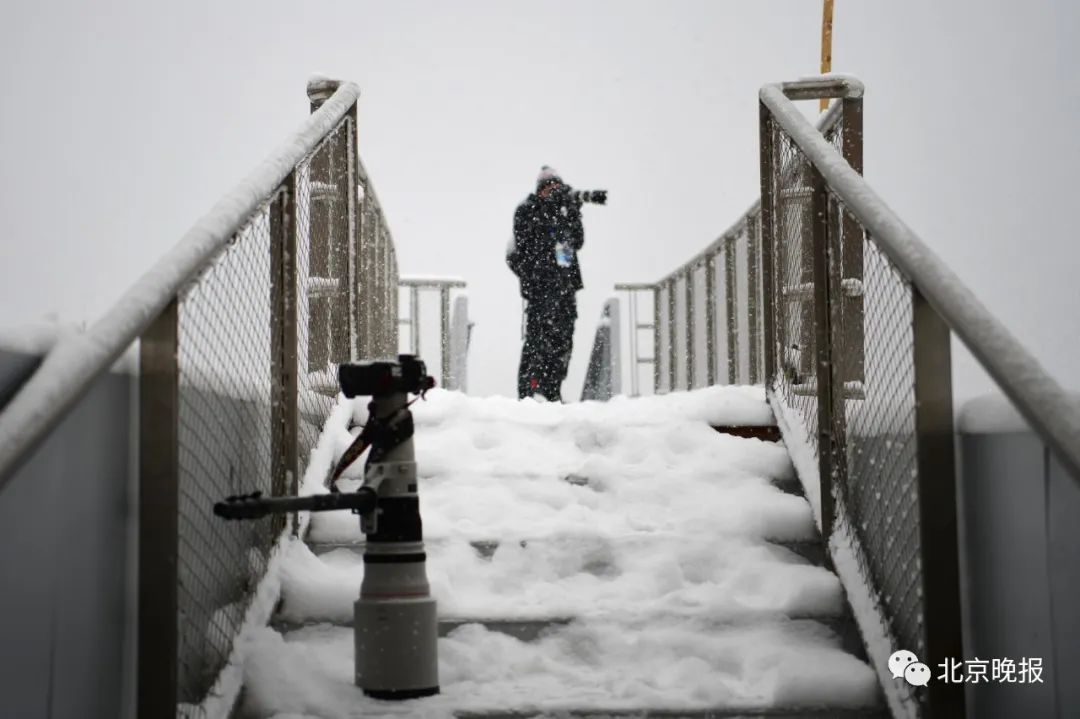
left=569, top=189, right=607, bottom=205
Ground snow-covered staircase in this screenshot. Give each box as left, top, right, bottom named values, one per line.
left=237, top=388, right=886, bottom=717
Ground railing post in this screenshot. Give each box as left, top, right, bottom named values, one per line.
left=652, top=286, right=661, bottom=393
left=912, top=290, right=965, bottom=717
left=138, top=300, right=179, bottom=717
left=270, top=179, right=299, bottom=533
left=759, top=104, right=778, bottom=387
left=724, top=237, right=738, bottom=384
left=705, top=252, right=717, bottom=386
left=346, top=105, right=360, bottom=361
left=747, top=213, right=762, bottom=384
left=440, top=285, right=451, bottom=387
left=839, top=96, right=866, bottom=388
left=684, top=270, right=695, bottom=389
left=810, top=168, right=838, bottom=541
left=410, top=284, right=421, bottom=356
left=666, top=279, right=677, bottom=391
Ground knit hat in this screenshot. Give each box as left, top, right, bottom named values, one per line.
left=536, top=165, right=563, bottom=190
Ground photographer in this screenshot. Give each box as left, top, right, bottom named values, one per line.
left=506, top=166, right=605, bottom=401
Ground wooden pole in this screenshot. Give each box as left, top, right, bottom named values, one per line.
left=820, top=0, right=834, bottom=113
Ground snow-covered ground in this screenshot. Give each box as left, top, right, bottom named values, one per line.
left=237, top=386, right=881, bottom=717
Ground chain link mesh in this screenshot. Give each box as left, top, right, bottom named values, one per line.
left=836, top=199, right=924, bottom=659
left=175, top=203, right=277, bottom=709
left=295, top=121, right=354, bottom=463
left=171, top=113, right=372, bottom=715
left=773, top=130, right=818, bottom=450
left=764, top=108, right=927, bottom=689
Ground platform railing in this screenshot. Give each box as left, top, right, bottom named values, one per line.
left=613, top=103, right=848, bottom=397
left=610, top=75, right=1080, bottom=718
left=397, top=276, right=470, bottom=390
left=0, top=77, right=401, bottom=718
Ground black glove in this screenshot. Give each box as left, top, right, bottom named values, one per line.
left=590, top=190, right=607, bottom=205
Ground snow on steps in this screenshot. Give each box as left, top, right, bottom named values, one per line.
left=237, top=387, right=883, bottom=717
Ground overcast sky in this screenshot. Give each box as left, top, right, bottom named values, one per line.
left=1, top=0, right=1077, bottom=401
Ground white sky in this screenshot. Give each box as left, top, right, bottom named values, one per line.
left=1, top=0, right=1077, bottom=400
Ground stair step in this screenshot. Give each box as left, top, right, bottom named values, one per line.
left=272, top=614, right=863, bottom=660
left=454, top=709, right=888, bottom=718
left=308, top=536, right=829, bottom=568
left=711, top=425, right=782, bottom=443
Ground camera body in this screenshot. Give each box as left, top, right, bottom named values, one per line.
left=338, top=355, right=436, bottom=398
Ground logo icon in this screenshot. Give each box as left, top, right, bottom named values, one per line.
left=889, top=650, right=919, bottom=679
left=889, top=650, right=932, bottom=687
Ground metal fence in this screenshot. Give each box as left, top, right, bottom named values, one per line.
left=398, top=276, right=470, bottom=390
left=0, top=77, right=402, bottom=718
left=151, top=77, right=403, bottom=717
left=610, top=75, right=1080, bottom=717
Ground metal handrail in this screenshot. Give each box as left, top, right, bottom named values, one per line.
left=0, top=81, right=363, bottom=487
left=761, top=79, right=1080, bottom=485
left=398, top=275, right=469, bottom=389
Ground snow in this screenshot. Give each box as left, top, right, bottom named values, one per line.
left=770, top=382, right=917, bottom=718
left=958, top=391, right=1030, bottom=434
left=240, top=619, right=878, bottom=718
left=398, top=274, right=467, bottom=287
left=830, top=514, right=919, bottom=719
left=237, top=386, right=881, bottom=715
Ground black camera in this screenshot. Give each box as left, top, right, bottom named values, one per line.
left=338, top=355, right=436, bottom=398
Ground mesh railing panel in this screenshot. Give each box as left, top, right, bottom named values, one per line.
left=691, top=263, right=709, bottom=388
left=175, top=203, right=278, bottom=708
left=712, top=250, right=730, bottom=384
left=837, top=199, right=924, bottom=659
left=295, top=121, right=354, bottom=463
left=171, top=112, right=369, bottom=714
left=657, top=282, right=671, bottom=393
left=773, top=130, right=818, bottom=450
left=674, top=274, right=688, bottom=390
left=733, top=224, right=751, bottom=384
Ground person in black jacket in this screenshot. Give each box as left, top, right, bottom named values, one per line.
left=506, top=166, right=584, bottom=401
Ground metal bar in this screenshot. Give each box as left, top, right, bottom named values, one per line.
left=779, top=75, right=864, bottom=102
left=747, top=213, right=761, bottom=384
left=138, top=299, right=179, bottom=717
left=912, top=291, right=965, bottom=716
left=840, top=96, right=866, bottom=387
left=667, top=279, right=677, bottom=391
left=653, top=286, right=661, bottom=393
left=270, top=181, right=299, bottom=536
left=628, top=291, right=636, bottom=395
left=760, top=80, right=1080, bottom=485
left=724, top=238, right=738, bottom=385
left=684, top=270, right=695, bottom=389
left=410, top=285, right=421, bottom=356
left=345, top=109, right=359, bottom=362
left=399, top=277, right=468, bottom=288
left=811, top=168, right=837, bottom=540
left=440, top=285, right=451, bottom=387
left=759, top=103, right=778, bottom=387
left=705, top=249, right=717, bottom=386
left=614, top=282, right=657, bottom=291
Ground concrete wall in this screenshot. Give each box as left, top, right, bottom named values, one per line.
left=958, top=394, right=1080, bottom=718
left=0, top=346, right=136, bottom=719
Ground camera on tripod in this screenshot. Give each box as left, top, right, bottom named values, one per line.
left=338, top=355, right=436, bottom=398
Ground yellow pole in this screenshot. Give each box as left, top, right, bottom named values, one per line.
left=820, top=0, right=834, bottom=112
